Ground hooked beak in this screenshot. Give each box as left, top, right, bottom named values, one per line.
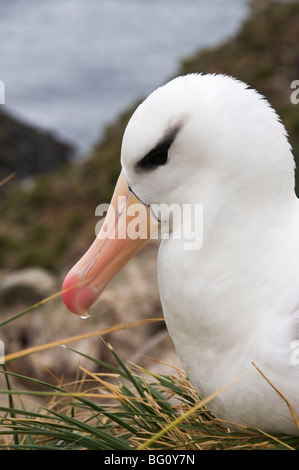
left=62, top=172, right=160, bottom=316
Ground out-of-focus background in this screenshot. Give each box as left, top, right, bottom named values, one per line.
left=0, top=0, right=298, bottom=392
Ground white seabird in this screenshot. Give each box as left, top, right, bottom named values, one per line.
left=62, top=73, right=299, bottom=435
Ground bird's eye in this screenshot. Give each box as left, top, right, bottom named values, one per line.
left=136, top=138, right=172, bottom=171
left=135, top=125, right=181, bottom=172
left=145, top=148, right=168, bottom=166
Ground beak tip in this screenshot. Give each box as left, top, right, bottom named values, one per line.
left=62, top=272, right=101, bottom=317
left=62, top=273, right=82, bottom=316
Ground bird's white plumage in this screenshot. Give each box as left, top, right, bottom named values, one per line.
left=121, top=73, right=299, bottom=435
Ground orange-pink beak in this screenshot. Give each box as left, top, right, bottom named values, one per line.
left=62, top=172, right=160, bottom=316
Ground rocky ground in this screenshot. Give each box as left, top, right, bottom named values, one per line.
left=0, top=241, right=180, bottom=405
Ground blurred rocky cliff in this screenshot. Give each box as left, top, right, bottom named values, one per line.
left=0, top=109, right=73, bottom=181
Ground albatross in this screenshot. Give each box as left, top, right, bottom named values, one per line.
left=62, top=73, right=299, bottom=435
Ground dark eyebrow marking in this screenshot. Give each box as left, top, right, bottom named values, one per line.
left=135, top=124, right=181, bottom=171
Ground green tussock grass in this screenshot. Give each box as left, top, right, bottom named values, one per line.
left=0, top=293, right=299, bottom=450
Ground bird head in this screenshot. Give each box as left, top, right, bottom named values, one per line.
left=62, top=73, right=294, bottom=316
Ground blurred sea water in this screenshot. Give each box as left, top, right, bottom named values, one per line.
left=0, top=0, right=250, bottom=155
